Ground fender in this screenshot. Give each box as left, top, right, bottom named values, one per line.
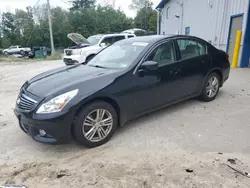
left=199, top=68, right=223, bottom=95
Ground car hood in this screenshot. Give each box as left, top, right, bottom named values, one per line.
left=26, top=65, right=121, bottom=98
left=67, top=33, right=90, bottom=45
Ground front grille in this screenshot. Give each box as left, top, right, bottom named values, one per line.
left=18, top=94, right=37, bottom=111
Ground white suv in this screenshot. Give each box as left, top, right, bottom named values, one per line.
left=63, top=33, right=135, bottom=65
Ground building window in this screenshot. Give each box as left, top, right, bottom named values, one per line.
left=185, top=27, right=190, bottom=35
left=166, top=7, right=170, bottom=19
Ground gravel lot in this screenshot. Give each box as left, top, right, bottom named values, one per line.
left=0, top=60, right=250, bottom=187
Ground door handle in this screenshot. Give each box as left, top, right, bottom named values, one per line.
left=169, top=69, right=180, bottom=75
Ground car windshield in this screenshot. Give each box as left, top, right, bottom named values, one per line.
left=87, top=35, right=103, bottom=45
left=88, top=42, right=148, bottom=69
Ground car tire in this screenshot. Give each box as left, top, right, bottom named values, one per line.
left=85, top=55, right=95, bottom=64
left=199, top=72, right=220, bottom=102
left=4, top=51, right=8, bottom=56
left=20, top=50, right=25, bottom=55
left=73, top=101, right=118, bottom=148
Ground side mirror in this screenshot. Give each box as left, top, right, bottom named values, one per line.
left=138, top=61, right=158, bottom=76
left=100, top=43, right=107, bottom=48
left=140, top=61, right=158, bottom=71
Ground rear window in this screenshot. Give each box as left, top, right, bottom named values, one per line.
left=128, top=35, right=135, bottom=38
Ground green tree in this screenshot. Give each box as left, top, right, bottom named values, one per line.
left=0, top=3, right=134, bottom=49
left=15, top=6, right=35, bottom=46
left=68, top=5, right=133, bottom=38
left=52, top=7, right=72, bottom=47
left=1, top=12, right=20, bottom=47
left=148, top=10, right=157, bottom=32
left=70, top=0, right=96, bottom=10
left=130, top=0, right=152, bottom=10
left=133, top=2, right=157, bottom=32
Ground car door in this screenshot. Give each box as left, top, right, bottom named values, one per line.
left=146, top=40, right=185, bottom=105
left=8, top=46, right=17, bottom=54
left=175, top=39, right=212, bottom=97
left=130, top=40, right=184, bottom=115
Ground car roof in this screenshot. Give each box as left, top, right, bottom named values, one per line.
left=116, top=35, right=209, bottom=45
left=90, top=33, right=135, bottom=38
left=105, top=33, right=135, bottom=37
left=116, top=35, right=173, bottom=45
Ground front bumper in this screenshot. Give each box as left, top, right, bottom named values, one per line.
left=63, top=58, right=79, bottom=66
left=14, top=108, right=75, bottom=144
left=63, top=55, right=86, bottom=65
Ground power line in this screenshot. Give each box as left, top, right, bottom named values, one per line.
left=32, top=0, right=42, bottom=9
left=59, top=0, right=71, bottom=6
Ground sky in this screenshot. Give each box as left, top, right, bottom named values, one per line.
left=0, top=0, right=161, bottom=18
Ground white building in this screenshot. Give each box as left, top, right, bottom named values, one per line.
left=156, top=0, right=250, bottom=67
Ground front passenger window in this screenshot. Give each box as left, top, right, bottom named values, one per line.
left=146, top=42, right=175, bottom=66
left=101, top=37, right=113, bottom=46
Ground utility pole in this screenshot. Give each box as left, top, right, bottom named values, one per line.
left=47, top=0, right=55, bottom=55
left=144, top=0, right=147, bottom=31
left=112, top=0, right=116, bottom=8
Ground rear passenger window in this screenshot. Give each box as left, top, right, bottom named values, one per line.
left=113, top=36, right=125, bottom=43
left=128, top=35, right=134, bottom=38
left=177, top=39, right=206, bottom=60
left=197, top=42, right=206, bottom=55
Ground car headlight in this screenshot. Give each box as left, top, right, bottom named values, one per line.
left=80, top=50, right=87, bottom=55
left=36, top=89, right=78, bottom=114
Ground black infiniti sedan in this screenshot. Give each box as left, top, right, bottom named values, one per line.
left=14, top=35, right=230, bottom=148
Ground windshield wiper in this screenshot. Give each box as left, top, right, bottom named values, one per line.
left=88, top=64, right=107, bottom=69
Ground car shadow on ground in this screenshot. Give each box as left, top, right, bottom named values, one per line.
left=115, top=90, right=227, bottom=138
left=115, top=99, right=196, bottom=135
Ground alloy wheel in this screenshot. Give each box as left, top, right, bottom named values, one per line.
left=82, top=109, right=113, bottom=142
left=206, top=76, right=219, bottom=98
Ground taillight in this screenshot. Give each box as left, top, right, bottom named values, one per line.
left=226, top=54, right=229, bottom=60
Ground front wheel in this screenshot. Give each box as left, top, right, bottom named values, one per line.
left=20, top=50, right=25, bottom=55
left=73, top=101, right=118, bottom=148
left=199, top=72, right=220, bottom=102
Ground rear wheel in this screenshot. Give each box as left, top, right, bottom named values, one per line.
left=200, top=72, right=220, bottom=102
left=73, top=101, right=117, bottom=148
left=4, top=51, right=8, bottom=56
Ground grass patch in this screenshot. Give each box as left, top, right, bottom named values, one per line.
left=0, top=52, right=62, bottom=63
left=46, top=52, right=62, bottom=60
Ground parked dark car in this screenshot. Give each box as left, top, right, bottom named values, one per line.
left=28, top=46, right=51, bottom=59
left=14, top=35, right=230, bottom=148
